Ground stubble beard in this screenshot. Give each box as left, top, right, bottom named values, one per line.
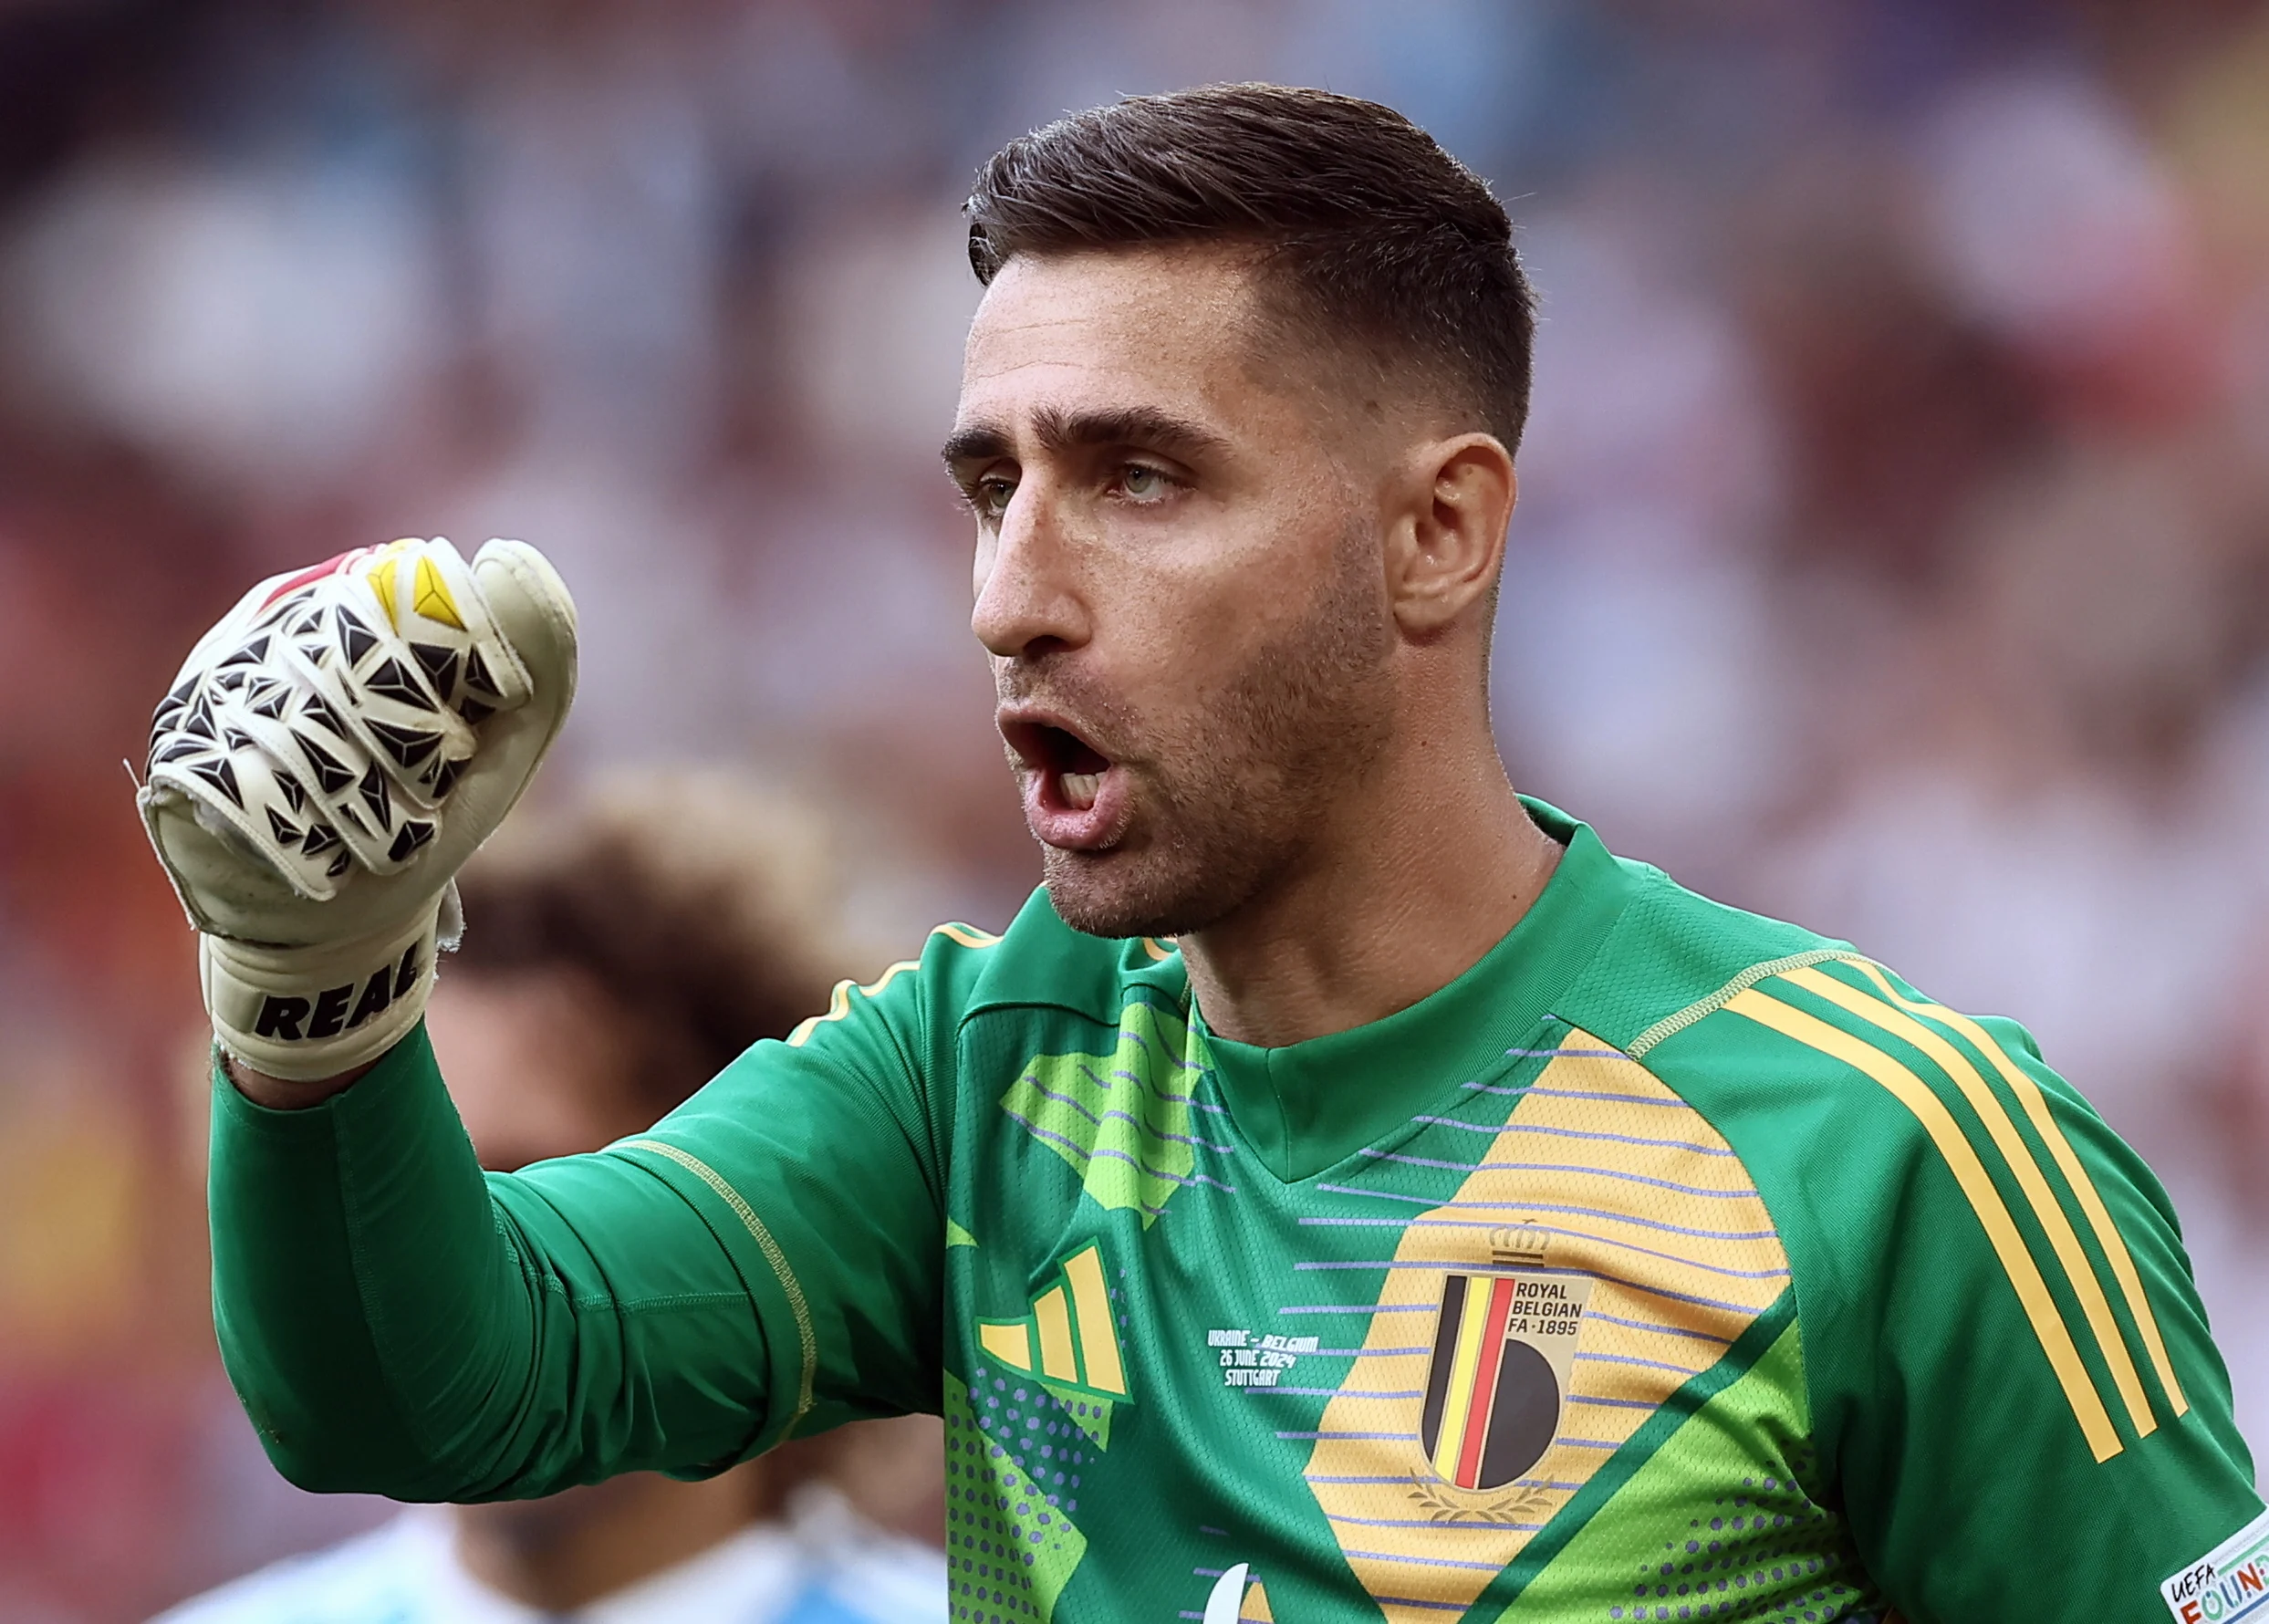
left=1036, top=536, right=1395, bottom=941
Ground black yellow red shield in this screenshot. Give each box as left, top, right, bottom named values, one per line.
left=1420, top=1271, right=1590, bottom=1490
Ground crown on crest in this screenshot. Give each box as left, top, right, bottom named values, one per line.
left=1489, top=1223, right=1551, bottom=1266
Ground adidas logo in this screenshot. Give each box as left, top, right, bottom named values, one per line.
left=975, top=1242, right=1129, bottom=1400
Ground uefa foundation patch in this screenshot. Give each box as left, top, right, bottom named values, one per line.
left=2163, top=1507, right=2269, bottom=1621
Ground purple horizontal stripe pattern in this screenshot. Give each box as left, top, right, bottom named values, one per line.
left=1329, top=1512, right=1547, bottom=1532
left=1289, top=1259, right=1771, bottom=1315
left=1292, top=1218, right=1788, bottom=1281
left=1023, top=1081, right=1235, bottom=1154
left=1576, top=1349, right=1703, bottom=1376
left=1372, top=1598, right=1470, bottom=1613
left=1310, top=1346, right=1430, bottom=1358
left=1002, top=1111, right=1240, bottom=1195
left=1277, top=1302, right=1436, bottom=1316
left=1314, top=1184, right=1775, bottom=1242
left=1582, top=1309, right=1733, bottom=1345
left=1463, top=1081, right=1693, bottom=1109
left=1241, top=1387, right=1422, bottom=1400
left=1356, top=1149, right=1758, bottom=1199
left=1341, top=1547, right=1506, bottom=1572
left=1410, top=1116, right=1739, bottom=1158
left=1274, top=1431, right=1416, bottom=1442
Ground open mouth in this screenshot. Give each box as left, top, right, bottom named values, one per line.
left=1000, top=714, right=1127, bottom=849
left=1004, top=719, right=1111, bottom=807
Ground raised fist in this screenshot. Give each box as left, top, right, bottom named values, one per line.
left=141, top=537, right=577, bottom=1079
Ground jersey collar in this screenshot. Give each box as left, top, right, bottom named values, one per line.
left=1192, top=798, right=1633, bottom=1183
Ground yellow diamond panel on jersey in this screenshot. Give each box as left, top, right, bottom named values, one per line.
left=1300, top=1029, right=1792, bottom=1624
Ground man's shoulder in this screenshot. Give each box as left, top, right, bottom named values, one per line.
left=1559, top=844, right=2149, bottom=1316
left=1553, top=847, right=1997, bottom=1200
left=1553, top=846, right=1851, bottom=1057
left=739, top=890, right=1172, bottom=1114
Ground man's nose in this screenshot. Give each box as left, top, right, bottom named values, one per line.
left=972, top=484, right=1090, bottom=661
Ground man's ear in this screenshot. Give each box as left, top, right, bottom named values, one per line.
left=1386, top=433, right=1516, bottom=636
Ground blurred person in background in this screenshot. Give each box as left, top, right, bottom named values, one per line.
left=154, top=773, right=944, bottom=1624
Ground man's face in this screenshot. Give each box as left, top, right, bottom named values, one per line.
left=948, top=245, right=1397, bottom=939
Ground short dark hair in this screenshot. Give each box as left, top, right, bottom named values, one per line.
left=965, top=83, right=1536, bottom=451
left=452, top=773, right=844, bottom=1123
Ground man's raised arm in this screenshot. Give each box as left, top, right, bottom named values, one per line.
left=151, top=541, right=943, bottom=1499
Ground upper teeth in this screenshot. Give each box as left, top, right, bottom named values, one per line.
left=1062, top=771, right=1101, bottom=810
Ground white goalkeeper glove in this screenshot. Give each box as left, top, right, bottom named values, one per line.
left=140, top=537, right=577, bottom=1081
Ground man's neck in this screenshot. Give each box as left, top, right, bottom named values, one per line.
left=1180, top=755, right=1561, bottom=1049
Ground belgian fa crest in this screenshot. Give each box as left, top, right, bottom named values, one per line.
left=1410, top=1224, right=1592, bottom=1521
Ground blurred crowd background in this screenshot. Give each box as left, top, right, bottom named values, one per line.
left=3, top=0, right=2268, bottom=1617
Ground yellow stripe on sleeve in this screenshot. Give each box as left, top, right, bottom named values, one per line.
left=1726, top=987, right=2123, bottom=1463
left=1782, top=965, right=2155, bottom=1437
left=1847, top=962, right=2188, bottom=1419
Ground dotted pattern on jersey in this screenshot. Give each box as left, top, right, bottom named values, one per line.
left=945, top=1369, right=1089, bottom=1623
left=1608, top=1470, right=1867, bottom=1622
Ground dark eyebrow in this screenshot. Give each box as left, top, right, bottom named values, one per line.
left=941, top=422, right=1012, bottom=469
left=1034, top=404, right=1231, bottom=463
left=940, top=405, right=1232, bottom=471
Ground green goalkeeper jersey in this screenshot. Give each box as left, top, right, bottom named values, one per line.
left=210, top=800, right=2262, bottom=1623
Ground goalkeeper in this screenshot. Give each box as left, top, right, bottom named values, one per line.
left=150, top=87, right=2260, bottom=1624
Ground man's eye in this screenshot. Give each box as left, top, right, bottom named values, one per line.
left=974, top=477, right=1015, bottom=518
left=1119, top=464, right=1172, bottom=501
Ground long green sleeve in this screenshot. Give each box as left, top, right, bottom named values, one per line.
left=209, top=937, right=955, bottom=1500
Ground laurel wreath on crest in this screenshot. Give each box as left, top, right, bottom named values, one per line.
left=1405, top=1472, right=1556, bottom=1525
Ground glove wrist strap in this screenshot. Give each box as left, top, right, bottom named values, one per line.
left=203, top=891, right=451, bottom=1082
